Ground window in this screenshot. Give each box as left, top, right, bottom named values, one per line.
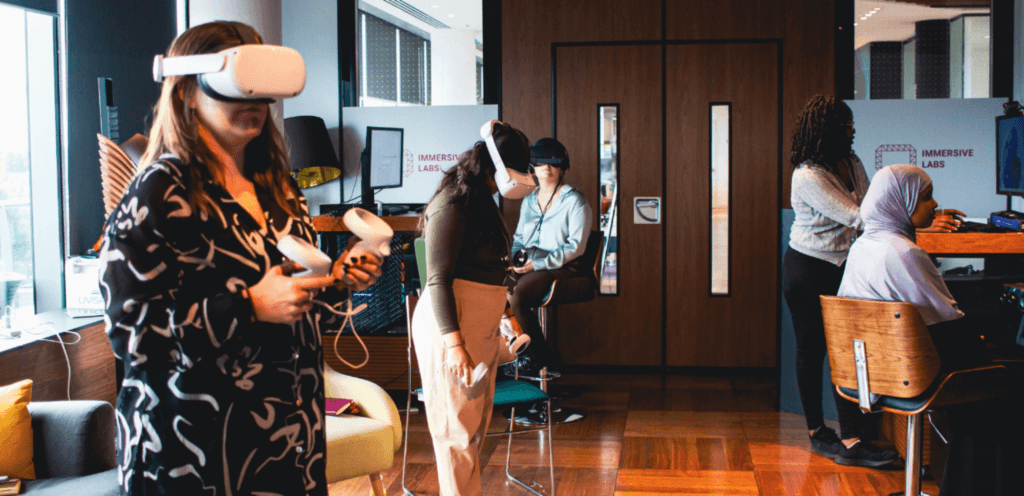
left=356, top=0, right=482, bottom=107
left=0, top=2, right=61, bottom=317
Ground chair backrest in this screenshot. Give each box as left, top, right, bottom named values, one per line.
left=820, top=295, right=941, bottom=399
left=405, top=294, right=420, bottom=387
left=581, top=230, right=605, bottom=282
left=413, top=238, right=427, bottom=295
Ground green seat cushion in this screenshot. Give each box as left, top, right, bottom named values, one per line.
left=493, top=380, right=549, bottom=407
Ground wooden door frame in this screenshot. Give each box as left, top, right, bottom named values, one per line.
left=550, top=39, right=784, bottom=370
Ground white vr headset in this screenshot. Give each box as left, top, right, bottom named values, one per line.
left=479, top=120, right=536, bottom=199
left=153, top=44, right=306, bottom=103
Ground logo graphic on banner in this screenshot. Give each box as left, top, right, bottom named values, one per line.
left=875, top=144, right=917, bottom=170
left=404, top=149, right=414, bottom=178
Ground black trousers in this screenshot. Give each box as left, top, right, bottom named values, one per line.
left=782, top=248, right=866, bottom=439
left=506, top=265, right=579, bottom=362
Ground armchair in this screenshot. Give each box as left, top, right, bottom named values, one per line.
left=323, top=368, right=402, bottom=495
left=22, top=400, right=117, bottom=495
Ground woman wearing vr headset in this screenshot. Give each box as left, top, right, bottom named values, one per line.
left=503, top=138, right=592, bottom=376
left=98, top=22, right=380, bottom=495
left=413, top=121, right=530, bottom=496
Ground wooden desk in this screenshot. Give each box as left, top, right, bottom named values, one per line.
left=312, top=214, right=420, bottom=233
left=917, top=231, right=1024, bottom=255
left=0, top=315, right=115, bottom=406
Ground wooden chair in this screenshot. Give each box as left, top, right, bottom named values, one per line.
left=820, top=296, right=1008, bottom=496
left=402, top=242, right=556, bottom=495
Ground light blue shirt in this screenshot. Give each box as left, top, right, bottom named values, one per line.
left=511, top=184, right=592, bottom=271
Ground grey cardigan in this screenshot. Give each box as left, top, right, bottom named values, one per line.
left=788, top=156, right=870, bottom=266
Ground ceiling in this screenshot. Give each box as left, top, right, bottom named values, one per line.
left=854, top=0, right=988, bottom=49
left=402, top=0, right=482, bottom=31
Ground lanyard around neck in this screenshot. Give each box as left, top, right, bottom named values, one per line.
left=526, top=181, right=563, bottom=247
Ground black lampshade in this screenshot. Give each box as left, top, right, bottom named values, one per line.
left=285, top=116, right=342, bottom=188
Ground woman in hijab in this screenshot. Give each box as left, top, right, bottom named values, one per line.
left=839, top=164, right=1021, bottom=495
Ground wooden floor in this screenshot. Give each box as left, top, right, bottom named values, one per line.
left=328, top=374, right=936, bottom=495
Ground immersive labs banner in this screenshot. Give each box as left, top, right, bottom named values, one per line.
left=342, top=105, right=499, bottom=205
left=846, top=98, right=1007, bottom=218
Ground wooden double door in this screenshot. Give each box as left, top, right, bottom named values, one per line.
left=553, top=43, right=780, bottom=368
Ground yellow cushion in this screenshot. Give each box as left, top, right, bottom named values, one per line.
left=0, top=379, right=35, bottom=480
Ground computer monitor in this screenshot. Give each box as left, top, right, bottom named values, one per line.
left=996, top=114, right=1024, bottom=196
left=362, top=126, right=404, bottom=207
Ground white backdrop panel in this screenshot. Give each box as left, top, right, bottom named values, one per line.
left=341, top=105, right=499, bottom=205
left=846, top=98, right=1008, bottom=218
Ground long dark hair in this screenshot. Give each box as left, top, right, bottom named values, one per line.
left=420, top=122, right=530, bottom=240
left=142, top=21, right=298, bottom=217
left=790, top=95, right=854, bottom=173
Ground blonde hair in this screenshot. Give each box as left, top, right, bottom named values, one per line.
left=140, top=21, right=298, bottom=217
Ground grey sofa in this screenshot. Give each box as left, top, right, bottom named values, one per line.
left=23, top=401, right=118, bottom=495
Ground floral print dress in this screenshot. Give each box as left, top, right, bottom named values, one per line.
left=99, top=157, right=347, bottom=496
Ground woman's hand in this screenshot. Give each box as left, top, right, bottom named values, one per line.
left=332, top=249, right=383, bottom=292
left=511, top=259, right=534, bottom=274
left=443, top=332, right=475, bottom=388
left=248, top=265, right=335, bottom=324
left=920, top=208, right=965, bottom=233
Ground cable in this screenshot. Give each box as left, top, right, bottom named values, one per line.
left=56, top=331, right=74, bottom=400
left=315, top=296, right=370, bottom=369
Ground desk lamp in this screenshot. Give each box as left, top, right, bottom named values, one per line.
left=285, top=116, right=342, bottom=188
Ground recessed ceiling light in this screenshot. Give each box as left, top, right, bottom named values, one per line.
left=854, top=23, right=858, bottom=26
left=865, top=13, right=873, bottom=17
left=448, top=13, right=455, bottom=17
left=432, top=5, right=439, bottom=8
left=860, top=16, right=867, bottom=20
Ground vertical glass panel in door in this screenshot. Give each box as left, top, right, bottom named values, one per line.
left=599, top=105, right=619, bottom=295
left=710, top=104, right=730, bottom=295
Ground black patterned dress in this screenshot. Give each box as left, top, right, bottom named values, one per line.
left=99, top=157, right=348, bottom=496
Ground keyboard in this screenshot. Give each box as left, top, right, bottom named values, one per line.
left=953, top=221, right=1012, bottom=233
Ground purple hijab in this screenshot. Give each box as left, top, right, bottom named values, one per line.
left=838, top=164, right=963, bottom=326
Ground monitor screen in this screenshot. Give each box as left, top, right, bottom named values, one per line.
left=367, top=127, right=403, bottom=189
left=997, top=114, right=1024, bottom=196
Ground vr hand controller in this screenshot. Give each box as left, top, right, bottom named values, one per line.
left=341, top=208, right=394, bottom=284
left=500, top=313, right=531, bottom=356
left=468, top=362, right=488, bottom=388
left=277, top=235, right=332, bottom=277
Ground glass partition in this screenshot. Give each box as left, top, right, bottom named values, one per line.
left=598, top=105, right=619, bottom=295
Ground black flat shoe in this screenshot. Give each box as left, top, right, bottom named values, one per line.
left=809, top=426, right=842, bottom=459
left=835, top=441, right=900, bottom=468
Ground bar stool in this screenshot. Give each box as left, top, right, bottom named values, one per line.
left=510, top=231, right=604, bottom=425
left=820, top=296, right=1009, bottom=496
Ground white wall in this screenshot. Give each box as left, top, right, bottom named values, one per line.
left=342, top=105, right=498, bottom=205
left=430, top=29, right=478, bottom=106
left=188, top=0, right=284, bottom=119
left=847, top=98, right=1007, bottom=218
left=963, top=16, right=990, bottom=98
left=188, top=0, right=281, bottom=45
left=283, top=0, right=342, bottom=213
